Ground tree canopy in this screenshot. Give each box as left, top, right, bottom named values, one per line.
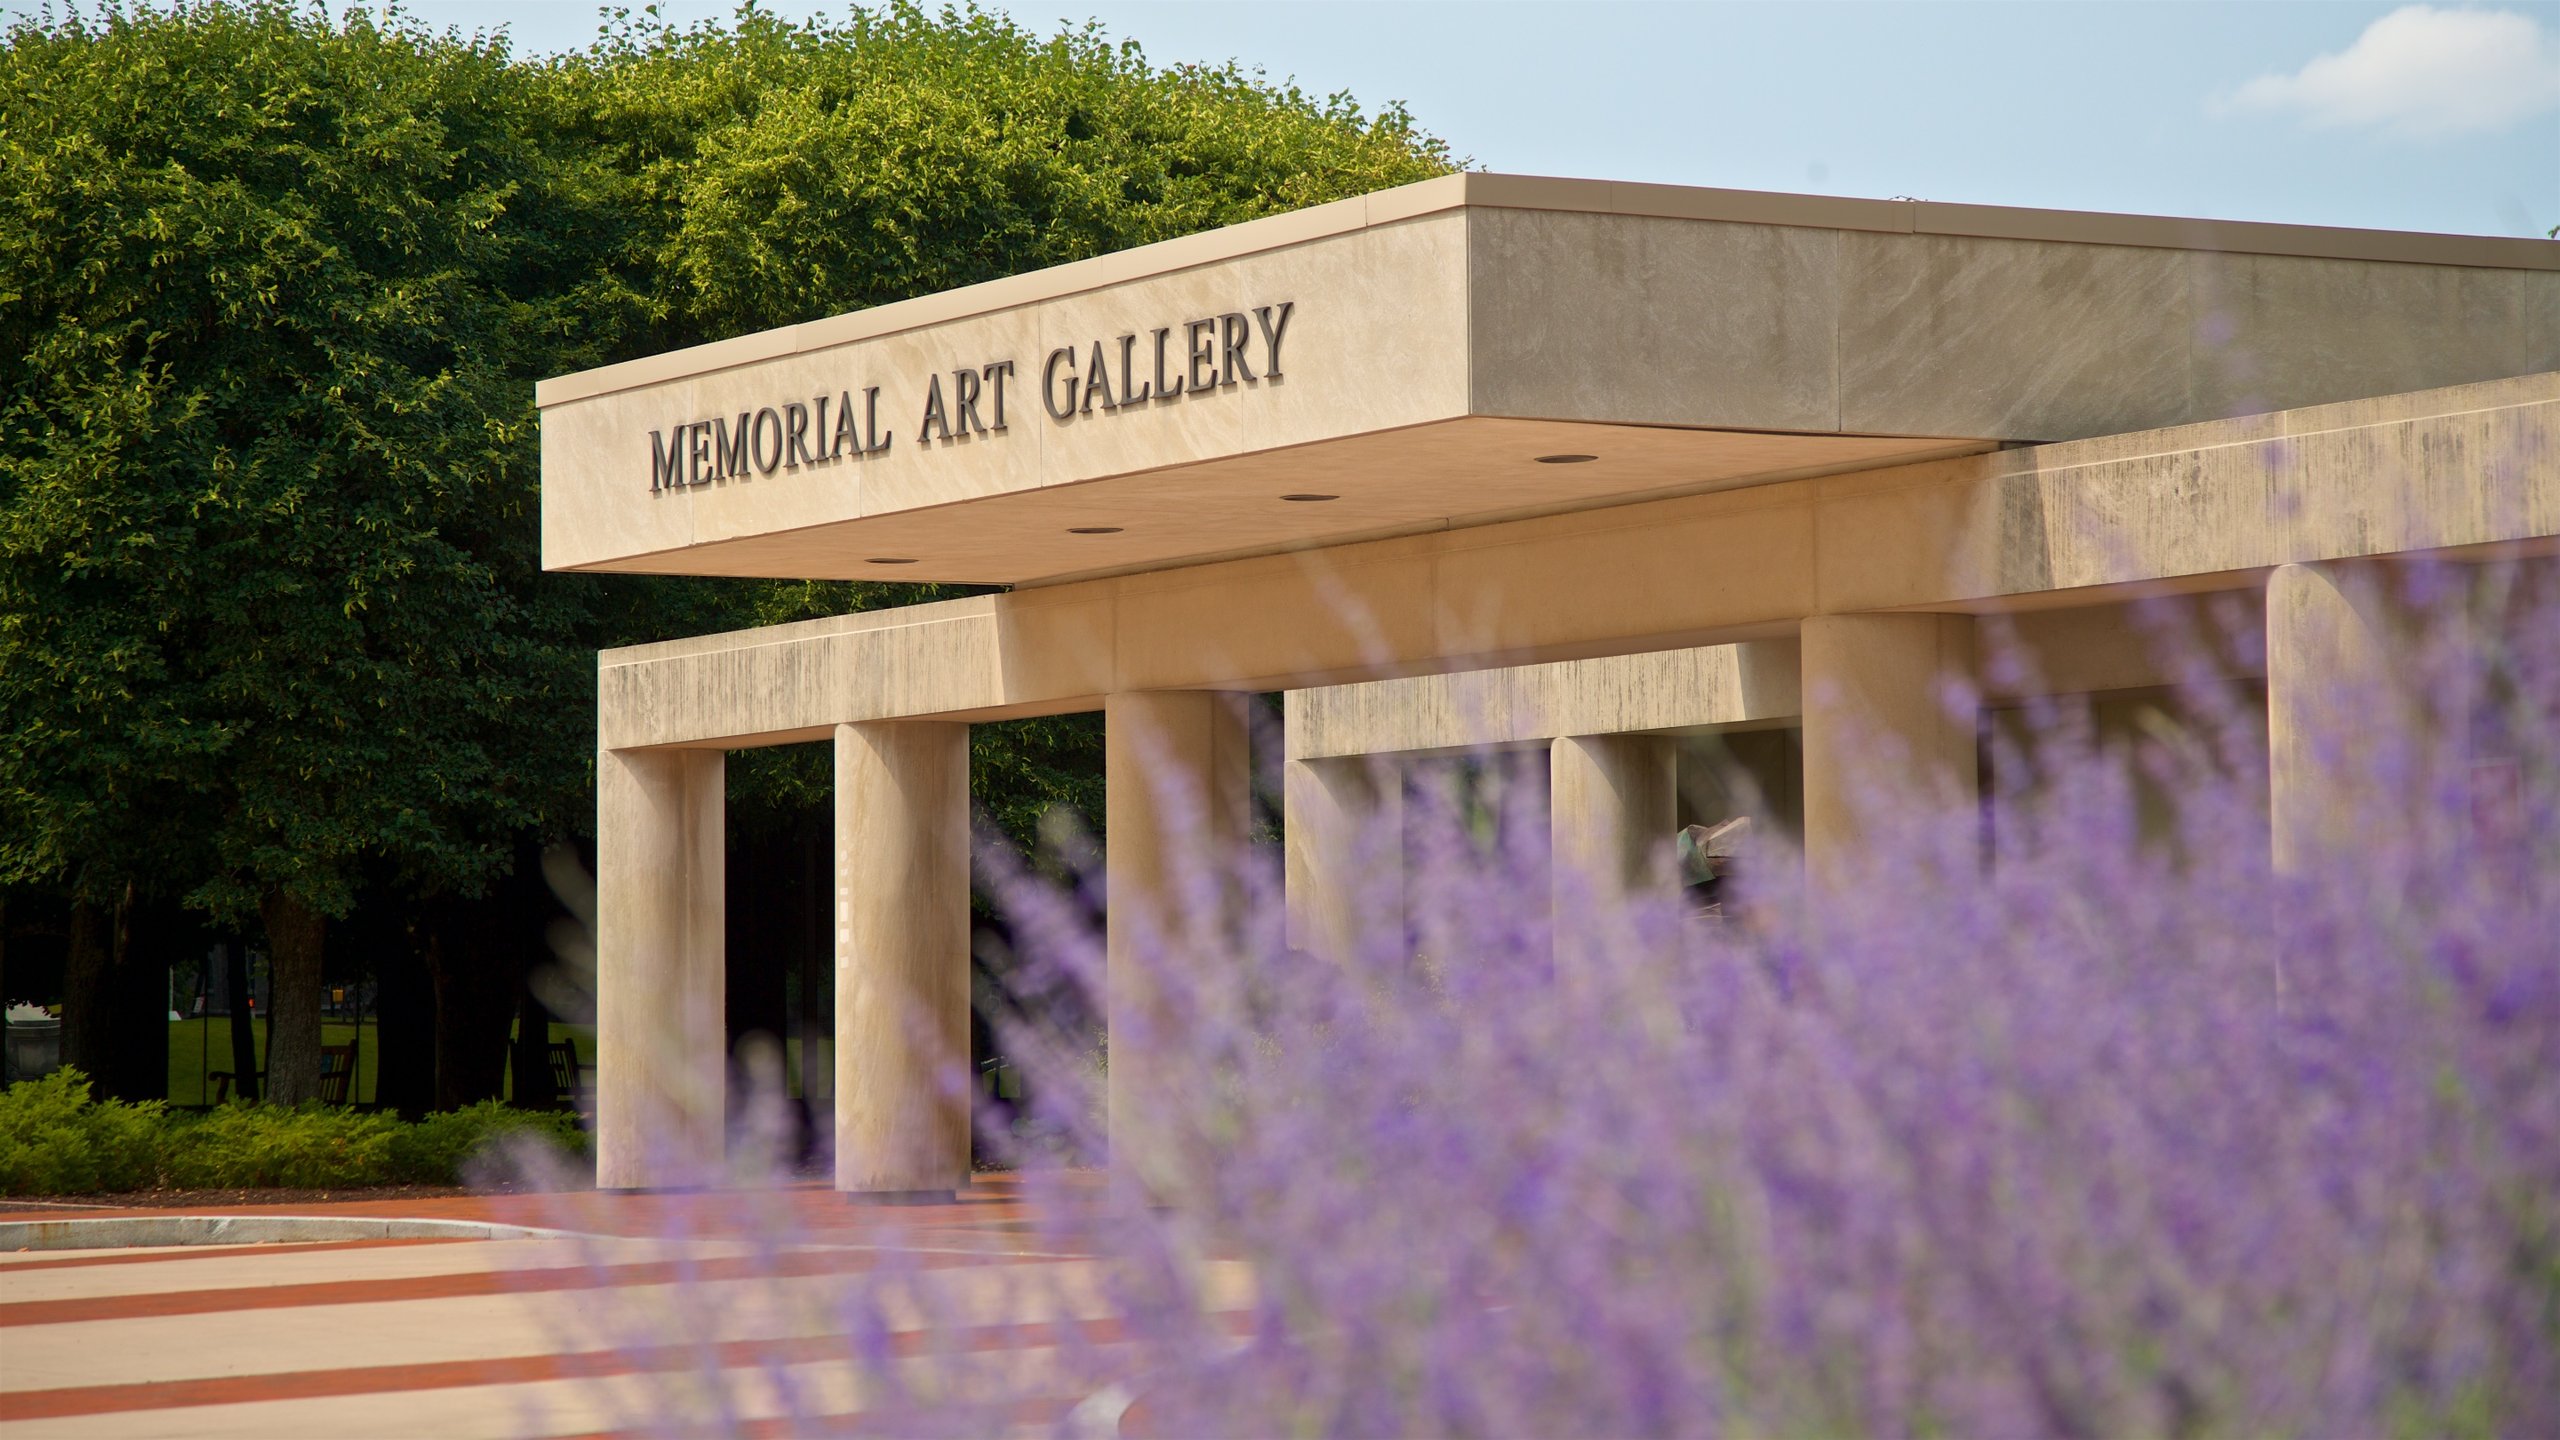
left=1, top=3, right=607, bottom=925
left=0, top=0, right=1451, bottom=1102
left=566, top=4, right=1451, bottom=344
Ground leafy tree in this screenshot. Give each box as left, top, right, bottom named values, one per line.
left=1, top=0, right=1450, bottom=1110
left=0, top=2, right=622, bottom=1101
left=563, top=2, right=1453, bottom=345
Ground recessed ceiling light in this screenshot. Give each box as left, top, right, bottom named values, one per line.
left=1535, top=454, right=1598, bottom=464
left=866, top=557, right=918, bottom=565
left=1280, top=493, right=1339, bottom=502
left=1066, top=526, right=1123, bottom=534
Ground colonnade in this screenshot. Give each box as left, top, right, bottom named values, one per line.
left=592, top=557, right=2490, bottom=1194
left=592, top=688, right=1260, bottom=1194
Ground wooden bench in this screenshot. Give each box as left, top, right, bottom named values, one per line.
left=210, top=1043, right=355, bottom=1105
left=317, top=1043, right=356, bottom=1106
left=548, top=1037, right=593, bottom=1115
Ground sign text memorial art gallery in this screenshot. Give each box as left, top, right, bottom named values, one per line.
left=645, top=302, right=1298, bottom=493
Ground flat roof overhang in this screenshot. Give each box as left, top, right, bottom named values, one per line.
left=538, top=174, right=2558, bottom=586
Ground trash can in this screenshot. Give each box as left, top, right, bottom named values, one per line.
left=3, top=1015, right=63, bottom=1084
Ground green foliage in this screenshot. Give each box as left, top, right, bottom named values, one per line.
left=973, top=713, right=1107, bottom=852
left=0, top=1067, right=164, bottom=1194
left=0, top=0, right=1448, bottom=963
left=0, top=1067, right=586, bottom=1192
left=161, top=1100, right=402, bottom=1188
left=568, top=2, right=1453, bottom=346
left=386, top=1097, right=588, bottom=1182
left=0, top=1, right=621, bottom=918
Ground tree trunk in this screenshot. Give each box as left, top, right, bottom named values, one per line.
left=427, top=905, right=515, bottom=1111
left=260, top=892, right=327, bottom=1105
left=373, top=917, right=436, bottom=1119
left=223, top=941, right=260, bottom=1102
left=61, top=901, right=112, bottom=1081
left=103, top=895, right=175, bottom=1102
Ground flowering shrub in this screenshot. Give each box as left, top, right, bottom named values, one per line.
left=536, top=564, right=2560, bottom=1436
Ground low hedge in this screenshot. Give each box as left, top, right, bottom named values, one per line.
left=0, top=1068, right=588, bottom=1196
left=0, top=1067, right=164, bottom=1194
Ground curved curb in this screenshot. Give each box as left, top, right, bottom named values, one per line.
left=0, top=1214, right=585, bottom=1251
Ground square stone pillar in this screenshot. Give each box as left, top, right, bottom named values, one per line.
left=1549, top=733, right=1678, bottom=909
left=1800, top=613, right=1979, bottom=885
left=1284, top=755, right=1404, bottom=963
left=595, top=746, right=725, bottom=1190
left=834, top=721, right=973, bottom=1200
left=2266, top=560, right=2464, bottom=874
left=1104, top=691, right=1249, bottom=1197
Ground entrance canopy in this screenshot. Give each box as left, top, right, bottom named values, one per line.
left=538, top=174, right=2555, bottom=586
left=540, top=173, right=2557, bottom=1197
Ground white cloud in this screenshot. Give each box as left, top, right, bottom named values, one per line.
left=2222, top=5, right=2560, bottom=138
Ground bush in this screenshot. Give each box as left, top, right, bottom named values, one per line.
left=0, top=1068, right=164, bottom=1195
left=0, top=1068, right=588, bottom=1193
left=160, top=1102, right=402, bottom=1189
left=387, top=1100, right=588, bottom=1184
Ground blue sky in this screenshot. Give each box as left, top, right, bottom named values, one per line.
left=43, top=1, right=2560, bottom=236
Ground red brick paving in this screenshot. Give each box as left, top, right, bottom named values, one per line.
left=0, top=1310, right=1249, bottom=1421
left=0, top=1235, right=464, bottom=1272
left=0, top=1244, right=1042, bottom=1328
left=0, top=1174, right=1147, bottom=1433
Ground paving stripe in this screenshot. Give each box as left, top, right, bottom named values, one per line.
left=0, top=1237, right=460, bottom=1272
left=0, top=1181, right=1140, bottom=1433
left=566, top=1395, right=1081, bottom=1439
left=2, top=1258, right=1239, bottom=1393
left=0, top=1312, right=1237, bottom=1422
left=0, top=1237, right=767, bottom=1304
left=0, top=1345, right=1110, bottom=1439
left=0, top=1246, right=1033, bottom=1326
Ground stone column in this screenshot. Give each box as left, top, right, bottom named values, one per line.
left=1548, top=734, right=1678, bottom=909
left=833, top=721, right=973, bottom=1200
left=2266, top=561, right=2458, bottom=874
left=1105, top=691, right=1249, bottom=1197
left=1284, top=756, right=1404, bottom=963
left=1800, top=613, right=1979, bottom=884
left=594, top=746, right=725, bottom=1190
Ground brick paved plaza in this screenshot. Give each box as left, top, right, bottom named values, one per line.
left=0, top=1178, right=1196, bottom=1438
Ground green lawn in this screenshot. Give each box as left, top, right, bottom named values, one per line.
left=163, top=1019, right=598, bottom=1108
left=504, top=1024, right=597, bottom=1105
left=165, top=1018, right=374, bottom=1107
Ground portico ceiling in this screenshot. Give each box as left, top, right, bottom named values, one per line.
left=577, top=418, right=1990, bottom=583
left=537, top=173, right=2557, bottom=587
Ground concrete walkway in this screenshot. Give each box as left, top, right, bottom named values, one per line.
left=0, top=1177, right=1162, bottom=1439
